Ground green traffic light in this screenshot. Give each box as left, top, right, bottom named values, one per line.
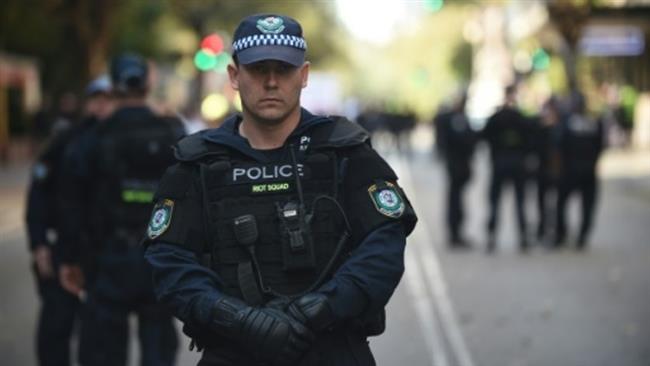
left=194, top=49, right=218, bottom=71
left=424, top=0, right=444, bottom=12
left=214, top=53, right=231, bottom=73
left=532, top=48, right=550, bottom=71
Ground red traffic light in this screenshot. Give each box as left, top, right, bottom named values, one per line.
left=201, top=34, right=224, bottom=55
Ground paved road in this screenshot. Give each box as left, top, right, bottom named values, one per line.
left=1, top=138, right=649, bottom=366
left=374, top=140, right=650, bottom=366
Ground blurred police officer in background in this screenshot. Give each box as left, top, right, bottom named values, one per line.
left=481, top=85, right=533, bottom=252
left=532, top=96, right=563, bottom=243
left=25, top=75, right=113, bottom=366
left=433, top=91, right=477, bottom=248
left=58, top=53, right=183, bottom=366
left=143, top=13, right=417, bottom=366
left=554, top=91, right=604, bottom=249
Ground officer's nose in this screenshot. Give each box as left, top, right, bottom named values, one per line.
left=264, top=70, right=279, bottom=89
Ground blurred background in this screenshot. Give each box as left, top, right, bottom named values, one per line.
left=1, top=0, right=649, bottom=365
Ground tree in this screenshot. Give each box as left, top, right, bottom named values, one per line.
left=546, top=0, right=591, bottom=91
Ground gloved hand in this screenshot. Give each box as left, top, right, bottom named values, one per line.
left=211, top=296, right=314, bottom=365
left=288, top=293, right=336, bottom=332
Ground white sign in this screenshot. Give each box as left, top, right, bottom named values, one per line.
left=579, top=25, right=645, bottom=56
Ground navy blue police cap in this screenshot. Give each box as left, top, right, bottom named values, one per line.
left=110, top=53, right=148, bottom=92
left=232, top=14, right=307, bottom=67
left=85, top=74, right=111, bottom=97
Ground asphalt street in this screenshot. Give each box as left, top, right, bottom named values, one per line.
left=0, top=134, right=649, bottom=366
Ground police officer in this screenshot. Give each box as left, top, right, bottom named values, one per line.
left=554, top=92, right=604, bottom=249
left=58, top=54, right=182, bottom=366
left=481, top=85, right=532, bottom=252
left=25, top=75, right=113, bottom=366
left=532, top=96, right=563, bottom=243
left=143, top=14, right=417, bottom=366
left=434, top=92, right=477, bottom=248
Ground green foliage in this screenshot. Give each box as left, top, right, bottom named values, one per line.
left=110, top=1, right=166, bottom=57
left=334, top=3, right=473, bottom=119
left=1, top=0, right=465, bottom=120
left=451, top=40, right=473, bottom=82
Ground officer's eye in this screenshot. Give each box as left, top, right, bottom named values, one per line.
left=248, top=64, right=268, bottom=74
left=275, top=63, right=296, bottom=75
left=247, top=61, right=296, bottom=75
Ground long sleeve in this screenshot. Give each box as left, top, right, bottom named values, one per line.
left=25, top=172, right=50, bottom=250
left=25, top=133, right=68, bottom=251
left=317, top=221, right=406, bottom=320
left=142, top=161, right=222, bottom=328
left=57, top=130, right=95, bottom=263
left=145, top=243, right=223, bottom=327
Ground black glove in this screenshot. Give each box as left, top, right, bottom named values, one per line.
left=288, top=293, right=336, bottom=332
left=211, top=295, right=314, bottom=364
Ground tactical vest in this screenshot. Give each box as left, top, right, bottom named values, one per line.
left=90, top=114, right=181, bottom=246
left=200, top=146, right=349, bottom=304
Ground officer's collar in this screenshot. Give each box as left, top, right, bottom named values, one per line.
left=110, top=105, right=153, bottom=119
left=201, top=108, right=330, bottom=162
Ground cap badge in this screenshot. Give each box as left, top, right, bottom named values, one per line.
left=257, top=17, right=285, bottom=34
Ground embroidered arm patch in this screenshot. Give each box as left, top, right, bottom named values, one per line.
left=147, top=199, right=175, bottom=239
left=368, top=181, right=405, bottom=219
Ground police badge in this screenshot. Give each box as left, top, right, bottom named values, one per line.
left=368, top=181, right=405, bottom=219
left=147, top=199, right=174, bottom=239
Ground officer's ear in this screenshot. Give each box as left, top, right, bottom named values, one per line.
left=300, top=61, right=310, bottom=89
left=227, top=63, right=240, bottom=91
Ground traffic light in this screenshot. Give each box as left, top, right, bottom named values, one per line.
left=194, top=49, right=218, bottom=71
left=532, top=48, right=550, bottom=71
left=424, top=0, right=444, bottom=12
left=200, top=34, right=224, bottom=54
left=194, top=33, right=230, bottom=73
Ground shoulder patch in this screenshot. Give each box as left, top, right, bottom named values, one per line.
left=147, top=199, right=175, bottom=239
left=368, top=181, right=405, bottom=218
left=32, top=162, right=49, bottom=181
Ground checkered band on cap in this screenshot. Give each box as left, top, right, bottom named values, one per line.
left=232, top=34, right=307, bottom=53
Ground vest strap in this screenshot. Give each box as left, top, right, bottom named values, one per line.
left=237, top=261, right=263, bottom=305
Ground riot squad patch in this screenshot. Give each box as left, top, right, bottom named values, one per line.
left=368, top=181, right=405, bottom=218
left=147, top=199, right=174, bottom=239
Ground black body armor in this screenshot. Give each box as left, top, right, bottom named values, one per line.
left=199, top=146, right=349, bottom=304
left=89, top=111, right=182, bottom=247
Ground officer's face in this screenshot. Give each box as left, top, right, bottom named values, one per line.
left=228, top=59, right=309, bottom=126
left=84, top=94, right=115, bottom=121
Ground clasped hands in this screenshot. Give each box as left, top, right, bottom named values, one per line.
left=212, top=293, right=335, bottom=365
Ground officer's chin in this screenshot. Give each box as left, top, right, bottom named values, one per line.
left=253, top=108, right=288, bottom=126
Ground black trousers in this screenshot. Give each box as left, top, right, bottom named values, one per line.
left=487, top=161, right=528, bottom=241
left=446, top=161, right=471, bottom=242
left=555, top=167, right=598, bottom=244
left=34, top=267, right=80, bottom=366
left=536, top=173, right=557, bottom=239
left=197, top=331, right=375, bottom=366
left=78, top=294, right=178, bottom=366
left=78, top=247, right=178, bottom=366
